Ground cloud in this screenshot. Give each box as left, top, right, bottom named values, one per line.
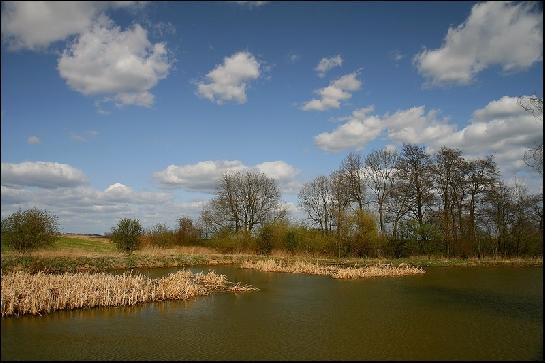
left=256, top=161, right=301, bottom=193
left=0, top=181, right=206, bottom=234
left=196, top=51, right=261, bottom=104
left=389, top=50, right=404, bottom=63
left=302, top=71, right=362, bottom=111
left=287, top=52, right=300, bottom=63
left=154, top=160, right=247, bottom=192
left=234, top=1, right=269, bottom=7
left=1, top=161, right=87, bottom=189
left=314, top=95, right=543, bottom=179
left=27, top=135, right=40, bottom=144
left=70, top=130, right=98, bottom=142
left=384, top=107, right=456, bottom=146
left=445, top=96, right=543, bottom=174
left=315, top=55, right=343, bottom=77
left=57, top=17, right=172, bottom=107
left=1, top=1, right=146, bottom=50
left=315, top=107, right=383, bottom=152
left=154, top=160, right=300, bottom=193
left=414, top=1, right=543, bottom=86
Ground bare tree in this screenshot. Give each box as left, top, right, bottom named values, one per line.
left=339, top=152, right=367, bottom=211
left=385, top=177, right=411, bottom=239
left=298, top=176, right=333, bottom=232
left=203, top=170, right=282, bottom=233
left=330, top=169, right=351, bottom=256
left=364, top=148, right=399, bottom=234
left=397, top=144, right=434, bottom=228
left=466, top=156, right=499, bottom=256
left=433, top=147, right=466, bottom=255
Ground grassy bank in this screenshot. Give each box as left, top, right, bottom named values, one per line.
left=1, top=234, right=542, bottom=274
left=1, top=270, right=257, bottom=317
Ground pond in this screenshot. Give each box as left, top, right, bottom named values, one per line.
left=1, top=265, right=542, bottom=360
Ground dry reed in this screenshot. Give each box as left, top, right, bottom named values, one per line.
left=241, top=259, right=425, bottom=279
left=1, top=270, right=257, bottom=317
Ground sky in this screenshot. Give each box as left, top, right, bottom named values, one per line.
left=1, top=1, right=543, bottom=233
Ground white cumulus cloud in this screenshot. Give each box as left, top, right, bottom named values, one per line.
left=57, top=17, right=172, bottom=107
left=154, top=160, right=300, bottom=193
left=314, top=95, right=543, bottom=179
left=315, top=107, right=383, bottom=152
left=1, top=1, right=146, bottom=50
left=1, top=161, right=87, bottom=189
left=414, top=1, right=543, bottom=86
left=315, top=55, right=343, bottom=77
left=196, top=51, right=261, bottom=104
left=302, top=72, right=362, bottom=111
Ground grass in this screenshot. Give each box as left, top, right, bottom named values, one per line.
left=50, top=236, right=117, bottom=253
left=241, top=259, right=425, bottom=279
left=1, top=234, right=117, bottom=254
left=1, top=270, right=257, bottom=317
left=1, top=235, right=541, bottom=274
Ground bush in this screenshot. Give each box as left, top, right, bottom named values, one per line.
left=111, top=218, right=143, bottom=253
left=209, top=229, right=256, bottom=253
left=257, top=225, right=274, bottom=255
left=1, top=208, right=59, bottom=252
left=283, top=229, right=298, bottom=254
left=347, top=210, right=381, bottom=257
left=143, top=223, right=176, bottom=248
left=176, top=217, right=201, bottom=246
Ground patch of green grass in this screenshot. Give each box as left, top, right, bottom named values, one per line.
left=1, top=236, right=117, bottom=254
left=49, top=236, right=116, bottom=253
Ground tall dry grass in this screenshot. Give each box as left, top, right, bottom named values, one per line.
left=241, top=259, right=425, bottom=279
left=1, top=270, right=257, bottom=317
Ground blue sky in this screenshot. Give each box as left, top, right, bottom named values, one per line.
left=1, top=1, right=543, bottom=233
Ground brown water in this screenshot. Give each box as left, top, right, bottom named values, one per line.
left=1, top=266, right=542, bottom=360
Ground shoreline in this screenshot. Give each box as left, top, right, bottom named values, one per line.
left=1, top=250, right=542, bottom=274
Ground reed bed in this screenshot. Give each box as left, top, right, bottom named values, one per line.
left=241, top=259, right=425, bottom=279
left=1, top=270, right=257, bottom=317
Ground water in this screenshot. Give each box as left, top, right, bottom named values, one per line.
left=1, top=266, right=542, bottom=360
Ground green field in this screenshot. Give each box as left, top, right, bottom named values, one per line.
left=1, top=235, right=117, bottom=254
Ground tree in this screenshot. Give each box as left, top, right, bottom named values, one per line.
left=145, top=223, right=175, bottom=247
left=433, top=147, right=466, bottom=255
left=298, top=175, right=334, bottom=232
left=397, top=144, right=435, bottom=231
left=111, top=218, right=143, bottom=253
left=177, top=216, right=200, bottom=245
left=347, top=210, right=381, bottom=257
left=364, top=148, right=399, bottom=234
left=339, top=152, right=367, bottom=210
left=1, top=208, right=59, bottom=252
left=204, top=170, right=282, bottom=233
left=330, top=169, right=351, bottom=257
left=466, top=156, right=499, bottom=256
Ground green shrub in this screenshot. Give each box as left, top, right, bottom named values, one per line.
left=283, top=229, right=298, bottom=254
left=257, top=225, right=274, bottom=255
left=1, top=208, right=59, bottom=252
left=209, top=229, right=256, bottom=253
left=111, top=218, right=143, bottom=253
left=347, top=210, right=380, bottom=257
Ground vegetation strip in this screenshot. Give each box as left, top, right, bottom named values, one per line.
left=240, top=259, right=425, bottom=279
left=1, top=270, right=257, bottom=317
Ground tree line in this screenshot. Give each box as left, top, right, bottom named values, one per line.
left=2, top=97, right=542, bottom=257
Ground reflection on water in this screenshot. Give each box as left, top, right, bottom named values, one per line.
left=1, top=265, right=542, bottom=360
